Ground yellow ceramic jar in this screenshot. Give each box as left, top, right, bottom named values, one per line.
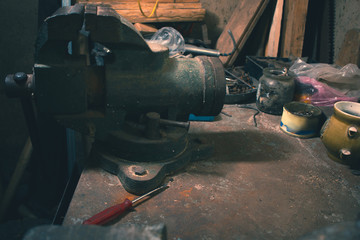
left=280, top=102, right=322, bottom=138
left=320, top=101, right=360, bottom=165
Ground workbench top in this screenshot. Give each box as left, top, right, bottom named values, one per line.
left=63, top=104, right=360, bottom=239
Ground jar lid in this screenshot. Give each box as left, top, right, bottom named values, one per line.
left=263, top=67, right=293, bottom=81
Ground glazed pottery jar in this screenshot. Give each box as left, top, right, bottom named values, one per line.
left=321, top=101, right=360, bottom=165
left=256, top=68, right=295, bottom=115
left=280, top=102, right=322, bottom=138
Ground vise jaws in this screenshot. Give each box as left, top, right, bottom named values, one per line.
left=5, top=4, right=225, bottom=194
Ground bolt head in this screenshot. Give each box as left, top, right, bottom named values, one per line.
left=132, top=166, right=147, bottom=176
left=146, top=112, right=160, bottom=120
left=14, top=72, right=28, bottom=84
left=340, top=149, right=351, bottom=160
left=348, top=126, right=358, bottom=138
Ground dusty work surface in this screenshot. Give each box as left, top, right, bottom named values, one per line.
left=63, top=105, right=360, bottom=239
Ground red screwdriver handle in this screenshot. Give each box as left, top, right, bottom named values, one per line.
left=82, top=198, right=133, bottom=225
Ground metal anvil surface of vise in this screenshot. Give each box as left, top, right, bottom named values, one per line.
left=5, top=4, right=225, bottom=194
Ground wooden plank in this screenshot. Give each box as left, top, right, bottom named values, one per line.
left=279, top=0, right=309, bottom=58
left=215, top=0, right=269, bottom=67
left=78, top=0, right=200, bottom=3
left=82, top=2, right=202, bottom=9
left=114, top=8, right=205, bottom=23
left=77, top=1, right=204, bottom=22
left=265, top=0, right=283, bottom=57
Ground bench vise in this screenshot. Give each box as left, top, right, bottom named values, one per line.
left=5, top=4, right=225, bottom=194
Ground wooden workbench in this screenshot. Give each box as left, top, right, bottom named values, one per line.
left=63, top=104, right=360, bottom=239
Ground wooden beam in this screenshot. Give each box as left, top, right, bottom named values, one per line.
left=265, top=0, right=284, bottom=57
left=215, top=0, right=269, bottom=67
left=134, top=22, right=158, bottom=34
left=78, top=0, right=200, bottom=3
left=77, top=1, right=205, bottom=23
left=88, top=2, right=202, bottom=9
left=114, top=8, right=205, bottom=23
left=279, top=0, right=309, bottom=58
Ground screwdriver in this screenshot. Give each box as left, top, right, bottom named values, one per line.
left=82, top=185, right=168, bottom=225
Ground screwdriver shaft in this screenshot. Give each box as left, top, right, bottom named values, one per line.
left=82, top=184, right=168, bottom=225
left=132, top=185, right=168, bottom=204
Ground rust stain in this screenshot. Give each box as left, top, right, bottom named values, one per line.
left=180, top=188, right=193, bottom=197
left=126, top=196, right=136, bottom=202
left=114, top=192, right=135, bottom=203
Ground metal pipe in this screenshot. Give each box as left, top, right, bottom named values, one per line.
left=159, top=119, right=190, bottom=130
left=219, top=30, right=237, bottom=56
left=185, top=44, right=220, bottom=57
left=184, top=30, right=236, bottom=57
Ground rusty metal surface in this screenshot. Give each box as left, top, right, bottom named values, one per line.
left=63, top=105, right=360, bottom=239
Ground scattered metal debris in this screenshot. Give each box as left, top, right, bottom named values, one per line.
left=224, top=67, right=258, bottom=104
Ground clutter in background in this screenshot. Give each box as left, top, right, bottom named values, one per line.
left=256, top=67, right=295, bottom=115
left=136, top=13, right=360, bottom=166
left=224, top=67, right=258, bottom=104
left=289, top=58, right=359, bottom=106
left=293, top=76, right=358, bottom=107
left=245, top=56, right=292, bottom=80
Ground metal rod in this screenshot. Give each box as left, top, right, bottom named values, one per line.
left=159, top=119, right=190, bottom=130
left=185, top=44, right=220, bottom=57
left=0, top=138, right=33, bottom=222
left=20, top=98, right=40, bottom=151
left=225, top=70, right=253, bottom=88
left=132, top=185, right=168, bottom=204
left=220, top=30, right=237, bottom=56
left=237, top=105, right=260, bottom=127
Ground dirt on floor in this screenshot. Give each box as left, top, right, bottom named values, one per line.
left=63, top=105, right=360, bottom=239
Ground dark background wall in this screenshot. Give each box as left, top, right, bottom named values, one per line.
left=0, top=0, right=65, bottom=226
left=0, top=0, right=39, bottom=196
